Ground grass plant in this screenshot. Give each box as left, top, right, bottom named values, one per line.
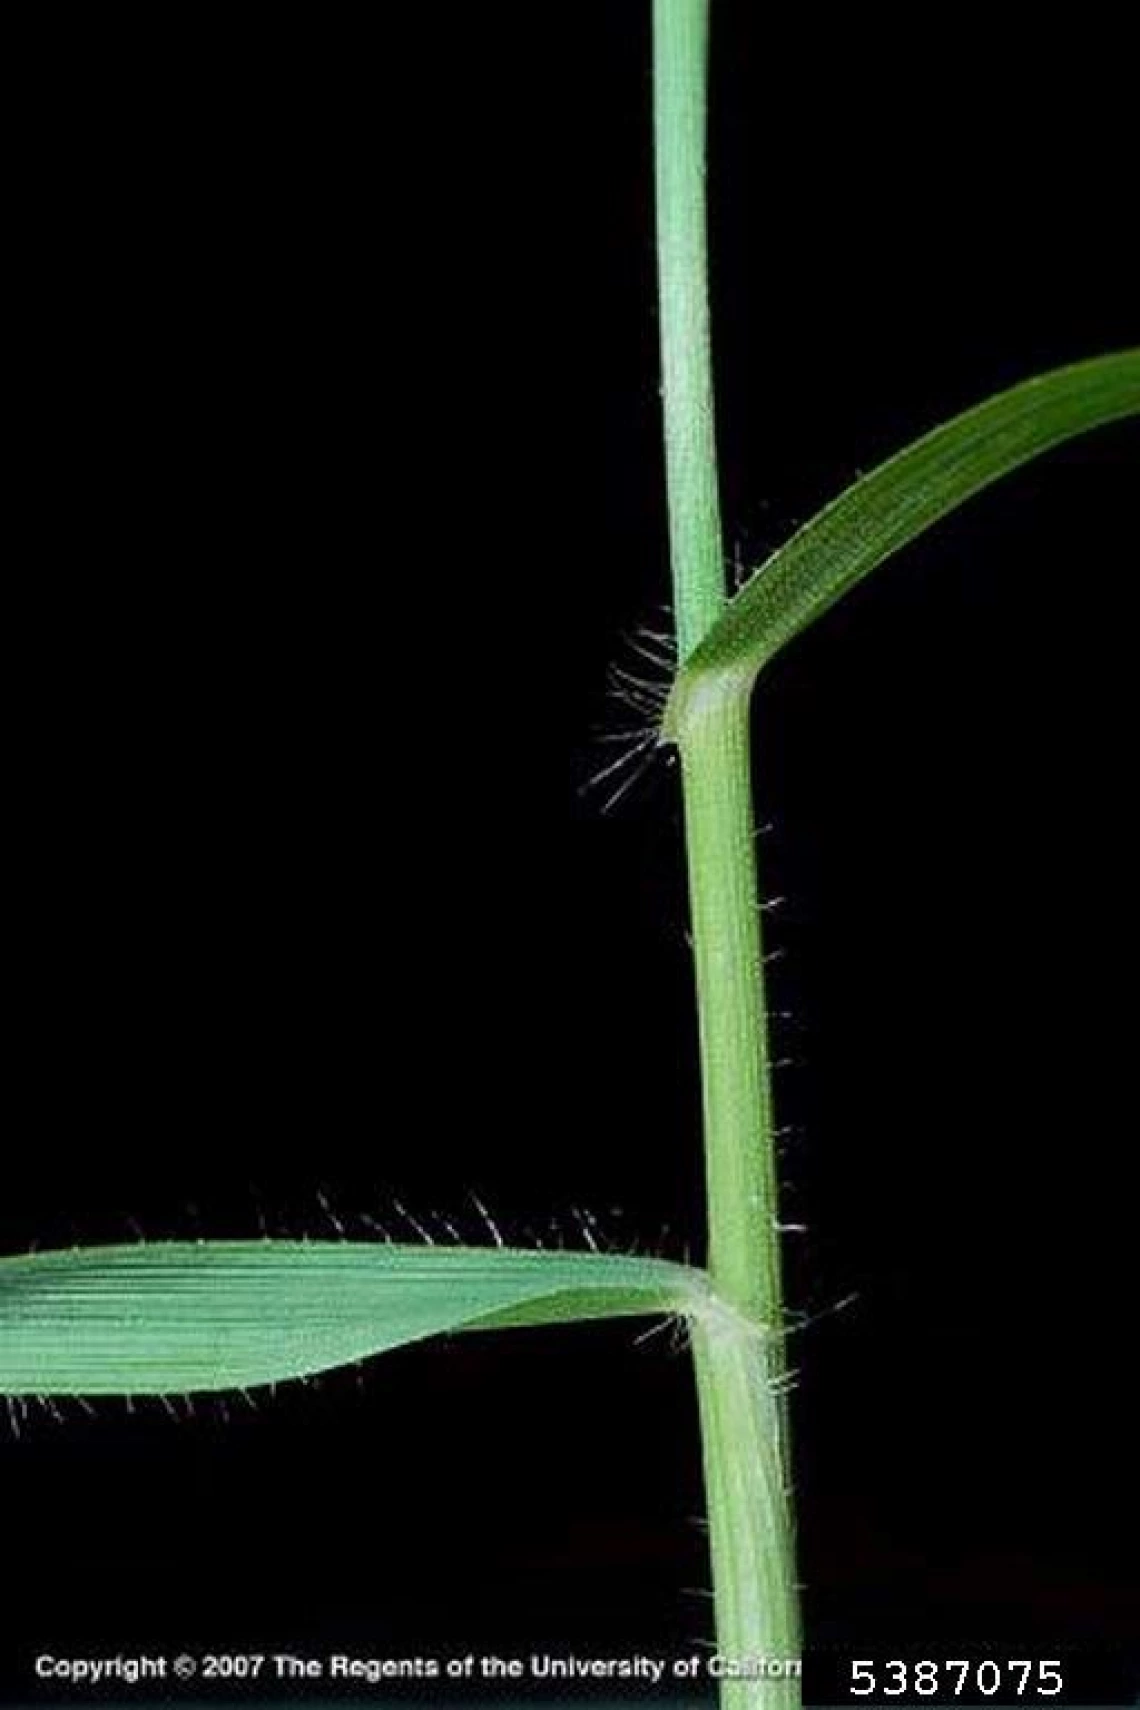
left=4, top=4, right=1137, bottom=1706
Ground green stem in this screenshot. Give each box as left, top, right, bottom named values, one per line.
left=681, top=698, right=800, bottom=1701
left=653, top=1, right=800, bottom=1702
left=679, top=699, right=783, bottom=1326
left=653, top=0, right=725, bottom=659
left=690, top=1309, right=800, bottom=1710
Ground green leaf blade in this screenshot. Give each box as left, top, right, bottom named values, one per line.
left=664, top=350, right=1140, bottom=739
left=0, top=1242, right=706, bottom=1397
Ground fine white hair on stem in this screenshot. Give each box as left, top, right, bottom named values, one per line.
left=389, top=1197, right=434, bottom=1245
left=631, top=1310, right=689, bottom=1358
left=578, top=615, right=682, bottom=813
left=468, top=1191, right=505, bottom=1249
left=626, top=623, right=677, bottom=672
left=431, top=1211, right=464, bottom=1244
left=315, top=1187, right=348, bottom=1240
left=568, top=1205, right=603, bottom=1253
left=609, top=644, right=674, bottom=713
left=357, top=1212, right=395, bottom=1241
left=580, top=727, right=661, bottom=815
left=729, top=536, right=750, bottom=593
left=768, top=1366, right=800, bottom=1399
left=783, top=1291, right=859, bottom=1339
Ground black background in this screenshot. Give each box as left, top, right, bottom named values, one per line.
left=5, top=4, right=1137, bottom=1702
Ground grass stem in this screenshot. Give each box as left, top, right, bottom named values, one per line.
left=690, top=1310, right=800, bottom=1709
left=653, top=0, right=725, bottom=659
left=653, top=1, right=800, bottom=1701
